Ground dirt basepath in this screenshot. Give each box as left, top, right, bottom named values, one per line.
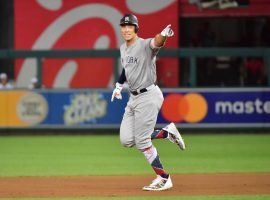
left=0, top=173, right=269, bottom=198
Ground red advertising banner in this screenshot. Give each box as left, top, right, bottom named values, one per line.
left=14, top=0, right=179, bottom=88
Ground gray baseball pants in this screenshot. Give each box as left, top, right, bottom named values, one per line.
left=120, top=85, right=164, bottom=150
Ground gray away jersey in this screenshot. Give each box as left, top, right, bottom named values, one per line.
left=120, top=37, right=160, bottom=91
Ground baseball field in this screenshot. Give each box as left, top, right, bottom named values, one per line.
left=0, top=133, right=270, bottom=200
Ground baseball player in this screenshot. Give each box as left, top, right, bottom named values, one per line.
left=111, top=14, right=186, bottom=191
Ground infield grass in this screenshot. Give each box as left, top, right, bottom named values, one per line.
left=0, top=133, right=269, bottom=176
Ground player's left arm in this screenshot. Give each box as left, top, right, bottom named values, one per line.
left=151, top=24, right=174, bottom=48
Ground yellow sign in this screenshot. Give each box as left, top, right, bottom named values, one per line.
left=0, top=91, right=48, bottom=127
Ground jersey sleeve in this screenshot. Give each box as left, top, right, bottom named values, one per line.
left=144, top=38, right=161, bottom=57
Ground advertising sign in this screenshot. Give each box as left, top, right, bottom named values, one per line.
left=0, top=88, right=269, bottom=129
left=159, top=88, right=270, bottom=128
left=14, top=0, right=179, bottom=88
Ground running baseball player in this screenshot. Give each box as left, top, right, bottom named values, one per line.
left=111, top=14, right=186, bottom=191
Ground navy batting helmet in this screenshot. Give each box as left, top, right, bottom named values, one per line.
left=120, top=14, right=139, bottom=33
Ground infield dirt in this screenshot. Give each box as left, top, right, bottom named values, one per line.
left=0, top=173, right=269, bottom=198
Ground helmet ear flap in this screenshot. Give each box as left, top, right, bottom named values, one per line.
left=135, top=26, right=139, bottom=33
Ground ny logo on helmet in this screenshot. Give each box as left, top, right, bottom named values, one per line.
left=125, top=16, right=129, bottom=21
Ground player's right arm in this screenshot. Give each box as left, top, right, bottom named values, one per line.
left=118, top=68, right=127, bottom=84
left=111, top=68, right=126, bottom=102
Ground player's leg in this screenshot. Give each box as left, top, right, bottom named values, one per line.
left=138, top=132, right=172, bottom=190
left=120, top=102, right=135, bottom=148
left=135, top=105, right=169, bottom=180
left=163, top=122, right=186, bottom=150
left=134, top=87, right=172, bottom=191
left=151, top=123, right=186, bottom=150
left=134, top=87, right=163, bottom=150
left=151, top=129, right=168, bottom=140
left=144, top=85, right=185, bottom=150
left=140, top=145, right=172, bottom=191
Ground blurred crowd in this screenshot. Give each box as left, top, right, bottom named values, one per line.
left=189, top=0, right=250, bottom=10
left=180, top=16, right=269, bottom=87
left=0, top=73, right=13, bottom=89
left=0, top=73, right=39, bottom=90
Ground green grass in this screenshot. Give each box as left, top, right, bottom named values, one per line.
left=2, top=195, right=270, bottom=200
left=0, top=134, right=269, bottom=176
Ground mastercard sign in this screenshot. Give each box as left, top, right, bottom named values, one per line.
left=161, top=93, right=208, bottom=123
left=158, top=89, right=270, bottom=127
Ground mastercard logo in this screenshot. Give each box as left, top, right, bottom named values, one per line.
left=161, top=93, right=208, bottom=123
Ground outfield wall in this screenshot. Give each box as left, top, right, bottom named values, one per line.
left=0, top=88, right=269, bottom=129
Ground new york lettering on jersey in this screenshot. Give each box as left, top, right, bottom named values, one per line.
left=126, top=56, right=138, bottom=64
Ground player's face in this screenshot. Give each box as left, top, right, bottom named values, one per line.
left=120, top=25, right=137, bottom=42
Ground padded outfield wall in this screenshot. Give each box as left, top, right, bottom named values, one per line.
left=0, top=88, right=269, bottom=130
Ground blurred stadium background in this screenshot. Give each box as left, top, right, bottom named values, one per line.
left=0, top=0, right=269, bottom=130
left=0, top=0, right=269, bottom=200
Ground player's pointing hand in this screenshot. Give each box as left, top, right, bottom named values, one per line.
left=161, top=24, right=174, bottom=37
